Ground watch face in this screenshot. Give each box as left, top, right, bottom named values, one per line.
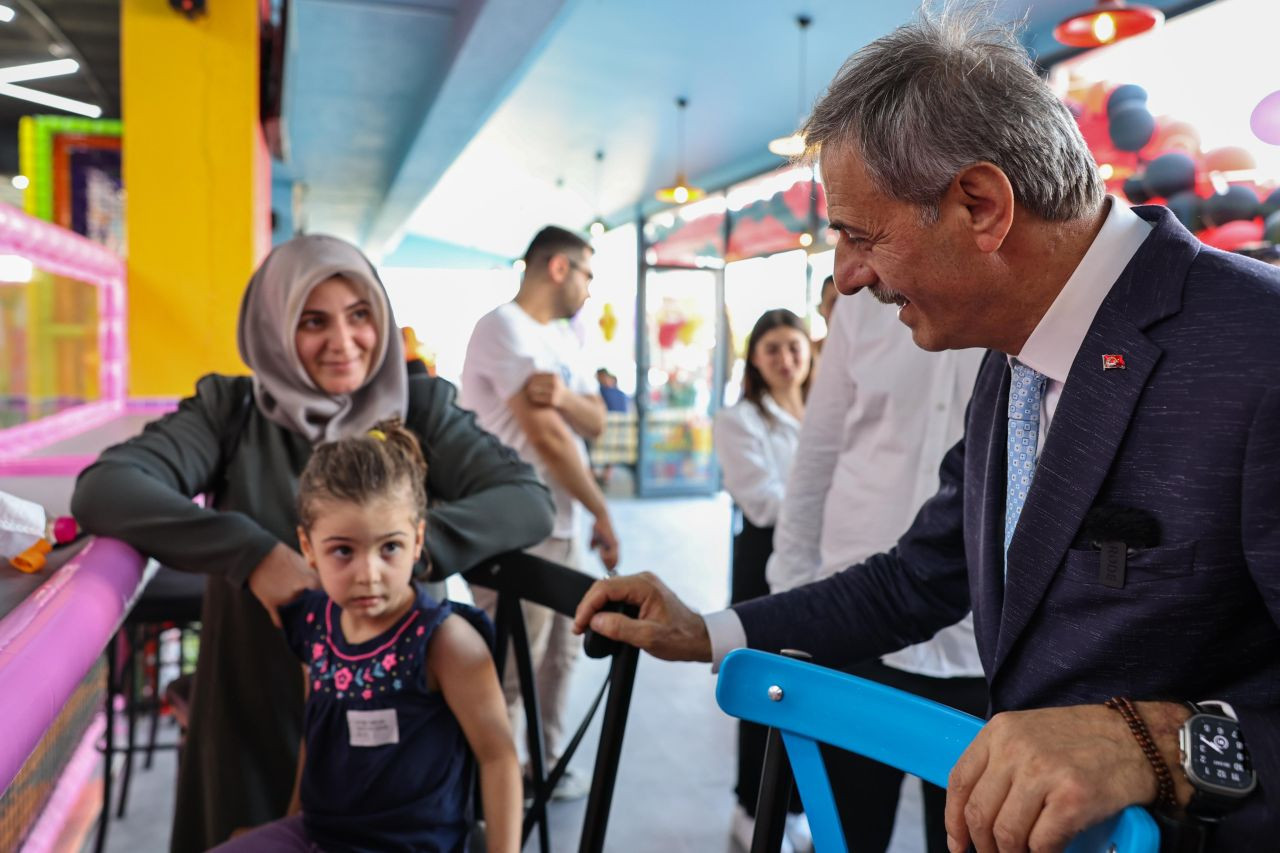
left=1188, top=715, right=1253, bottom=792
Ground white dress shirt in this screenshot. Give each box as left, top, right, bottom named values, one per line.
left=764, top=292, right=984, bottom=677
left=707, top=197, right=1154, bottom=671
left=1014, top=197, right=1153, bottom=444
left=713, top=394, right=801, bottom=528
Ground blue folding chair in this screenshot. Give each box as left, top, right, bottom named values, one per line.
left=716, top=649, right=1160, bottom=853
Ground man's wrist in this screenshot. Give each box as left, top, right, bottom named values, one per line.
left=1136, top=700, right=1196, bottom=809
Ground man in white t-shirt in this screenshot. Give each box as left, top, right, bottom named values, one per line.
left=459, top=225, right=620, bottom=799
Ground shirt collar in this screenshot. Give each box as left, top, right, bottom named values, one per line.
left=761, top=392, right=801, bottom=430
left=1013, top=197, right=1153, bottom=382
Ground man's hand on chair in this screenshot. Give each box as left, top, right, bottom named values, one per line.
left=945, top=702, right=1193, bottom=853
left=573, top=572, right=711, bottom=662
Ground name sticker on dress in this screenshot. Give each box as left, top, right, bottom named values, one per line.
left=347, top=708, right=400, bottom=747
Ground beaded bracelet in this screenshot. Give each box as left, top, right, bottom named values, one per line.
left=1104, top=696, right=1179, bottom=812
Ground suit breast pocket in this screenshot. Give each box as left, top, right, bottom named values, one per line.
left=1060, top=540, right=1197, bottom=587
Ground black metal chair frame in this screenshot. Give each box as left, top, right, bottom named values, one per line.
left=94, top=568, right=203, bottom=853
left=464, top=549, right=639, bottom=853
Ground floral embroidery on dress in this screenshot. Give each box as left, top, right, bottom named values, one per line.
left=302, top=595, right=441, bottom=700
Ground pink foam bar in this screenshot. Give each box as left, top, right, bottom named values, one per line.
left=0, top=401, right=124, bottom=462
left=0, top=537, right=148, bottom=794
left=0, top=455, right=98, bottom=477
left=17, top=713, right=106, bottom=853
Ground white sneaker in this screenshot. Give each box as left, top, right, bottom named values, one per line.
left=784, top=812, right=814, bottom=853
left=550, top=766, right=592, bottom=801
left=729, top=803, right=796, bottom=853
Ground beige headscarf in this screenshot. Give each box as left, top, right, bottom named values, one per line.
left=237, top=234, right=407, bottom=444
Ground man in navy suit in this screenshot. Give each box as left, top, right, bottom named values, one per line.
left=574, top=7, right=1280, bottom=852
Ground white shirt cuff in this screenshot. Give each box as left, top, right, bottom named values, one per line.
left=704, top=608, right=747, bottom=673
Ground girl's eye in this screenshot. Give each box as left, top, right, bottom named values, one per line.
left=299, top=316, right=326, bottom=331
left=350, top=308, right=372, bottom=323
left=382, top=541, right=402, bottom=555
left=330, top=545, right=352, bottom=558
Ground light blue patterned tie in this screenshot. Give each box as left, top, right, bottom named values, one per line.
left=1005, top=362, right=1047, bottom=562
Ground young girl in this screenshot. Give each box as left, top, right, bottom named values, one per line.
left=212, top=419, right=521, bottom=853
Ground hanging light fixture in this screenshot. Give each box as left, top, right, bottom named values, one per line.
left=769, top=14, right=813, bottom=158
left=655, top=97, right=705, bottom=204
left=589, top=149, right=607, bottom=237
left=1053, top=0, right=1163, bottom=48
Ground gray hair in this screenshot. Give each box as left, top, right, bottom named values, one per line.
left=802, top=2, right=1104, bottom=222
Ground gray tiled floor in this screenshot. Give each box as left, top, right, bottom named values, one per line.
left=96, top=490, right=928, bottom=853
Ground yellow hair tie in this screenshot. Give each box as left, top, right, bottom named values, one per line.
left=367, top=428, right=387, bottom=442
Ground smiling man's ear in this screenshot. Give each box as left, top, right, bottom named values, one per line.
left=944, top=162, right=1015, bottom=254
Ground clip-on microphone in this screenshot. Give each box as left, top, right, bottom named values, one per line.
left=1081, top=506, right=1161, bottom=589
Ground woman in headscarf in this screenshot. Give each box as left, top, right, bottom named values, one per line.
left=72, top=235, right=554, bottom=852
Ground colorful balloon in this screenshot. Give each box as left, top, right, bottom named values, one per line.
left=1144, top=153, right=1197, bottom=199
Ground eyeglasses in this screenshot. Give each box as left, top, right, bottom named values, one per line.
left=566, top=257, right=594, bottom=283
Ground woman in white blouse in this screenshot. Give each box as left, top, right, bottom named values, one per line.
left=713, top=308, right=812, bottom=851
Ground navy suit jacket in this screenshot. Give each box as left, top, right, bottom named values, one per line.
left=734, top=206, right=1280, bottom=846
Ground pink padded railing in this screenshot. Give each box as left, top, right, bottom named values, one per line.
left=0, top=538, right=149, bottom=793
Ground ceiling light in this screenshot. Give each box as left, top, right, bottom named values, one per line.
left=0, top=83, right=101, bottom=117
left=0, top=58, right=79, bottom=84
left=0, top=255, right=34, bottom=284
left=656, top=97, right=705, bottom=205
left=769, top=15, right=813, bottom=158
left=588, top=150, right=607, bottom=238
left=0, top=6, right=14, bottom=24
left=512, top=259, right=526, bottom=273
left=11, top=174, right=28, bottom=190
left=1053, top=0, right=1163, bottom=48
left=798, top=233, right=813, bottom=247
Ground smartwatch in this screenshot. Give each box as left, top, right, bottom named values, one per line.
left=1178, top=700, right=1257, bottom=818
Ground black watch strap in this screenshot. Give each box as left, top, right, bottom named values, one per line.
left=1154, top=809, right=1214, bottom=853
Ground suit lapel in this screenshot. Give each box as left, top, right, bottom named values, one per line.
left=970, top=357, right=1009, bottom=673
left=990, top=205, right=1196, bottom=677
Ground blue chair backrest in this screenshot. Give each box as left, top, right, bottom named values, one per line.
left=715, top=650, right=1159, bottom=853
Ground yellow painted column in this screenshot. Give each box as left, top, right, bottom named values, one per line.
left=121, top=1, right=270, bottom=397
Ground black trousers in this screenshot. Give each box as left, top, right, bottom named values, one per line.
left=821, top=659, right=988, bottom=853
left=730, top=516, right=803, bottom=816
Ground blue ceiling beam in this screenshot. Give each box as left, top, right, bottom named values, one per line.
left=363, top=0, right=578, bottom=255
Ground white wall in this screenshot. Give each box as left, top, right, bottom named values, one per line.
left=379, top=267, right=519, bottom=386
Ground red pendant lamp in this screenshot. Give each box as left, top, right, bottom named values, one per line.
left=1053, top=0, right=1164, bottom=48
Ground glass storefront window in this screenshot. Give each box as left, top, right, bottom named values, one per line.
left=637, top=268, right=718, bottom=494
left=722, top=249, right=810, bottom=406
left=577, top=223, right=638, bottom=397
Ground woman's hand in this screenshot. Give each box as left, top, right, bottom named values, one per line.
left=248, top=542, right=319, bottom=626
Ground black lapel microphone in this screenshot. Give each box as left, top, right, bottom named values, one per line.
left=1080, top=506, right=1162, bottom=589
